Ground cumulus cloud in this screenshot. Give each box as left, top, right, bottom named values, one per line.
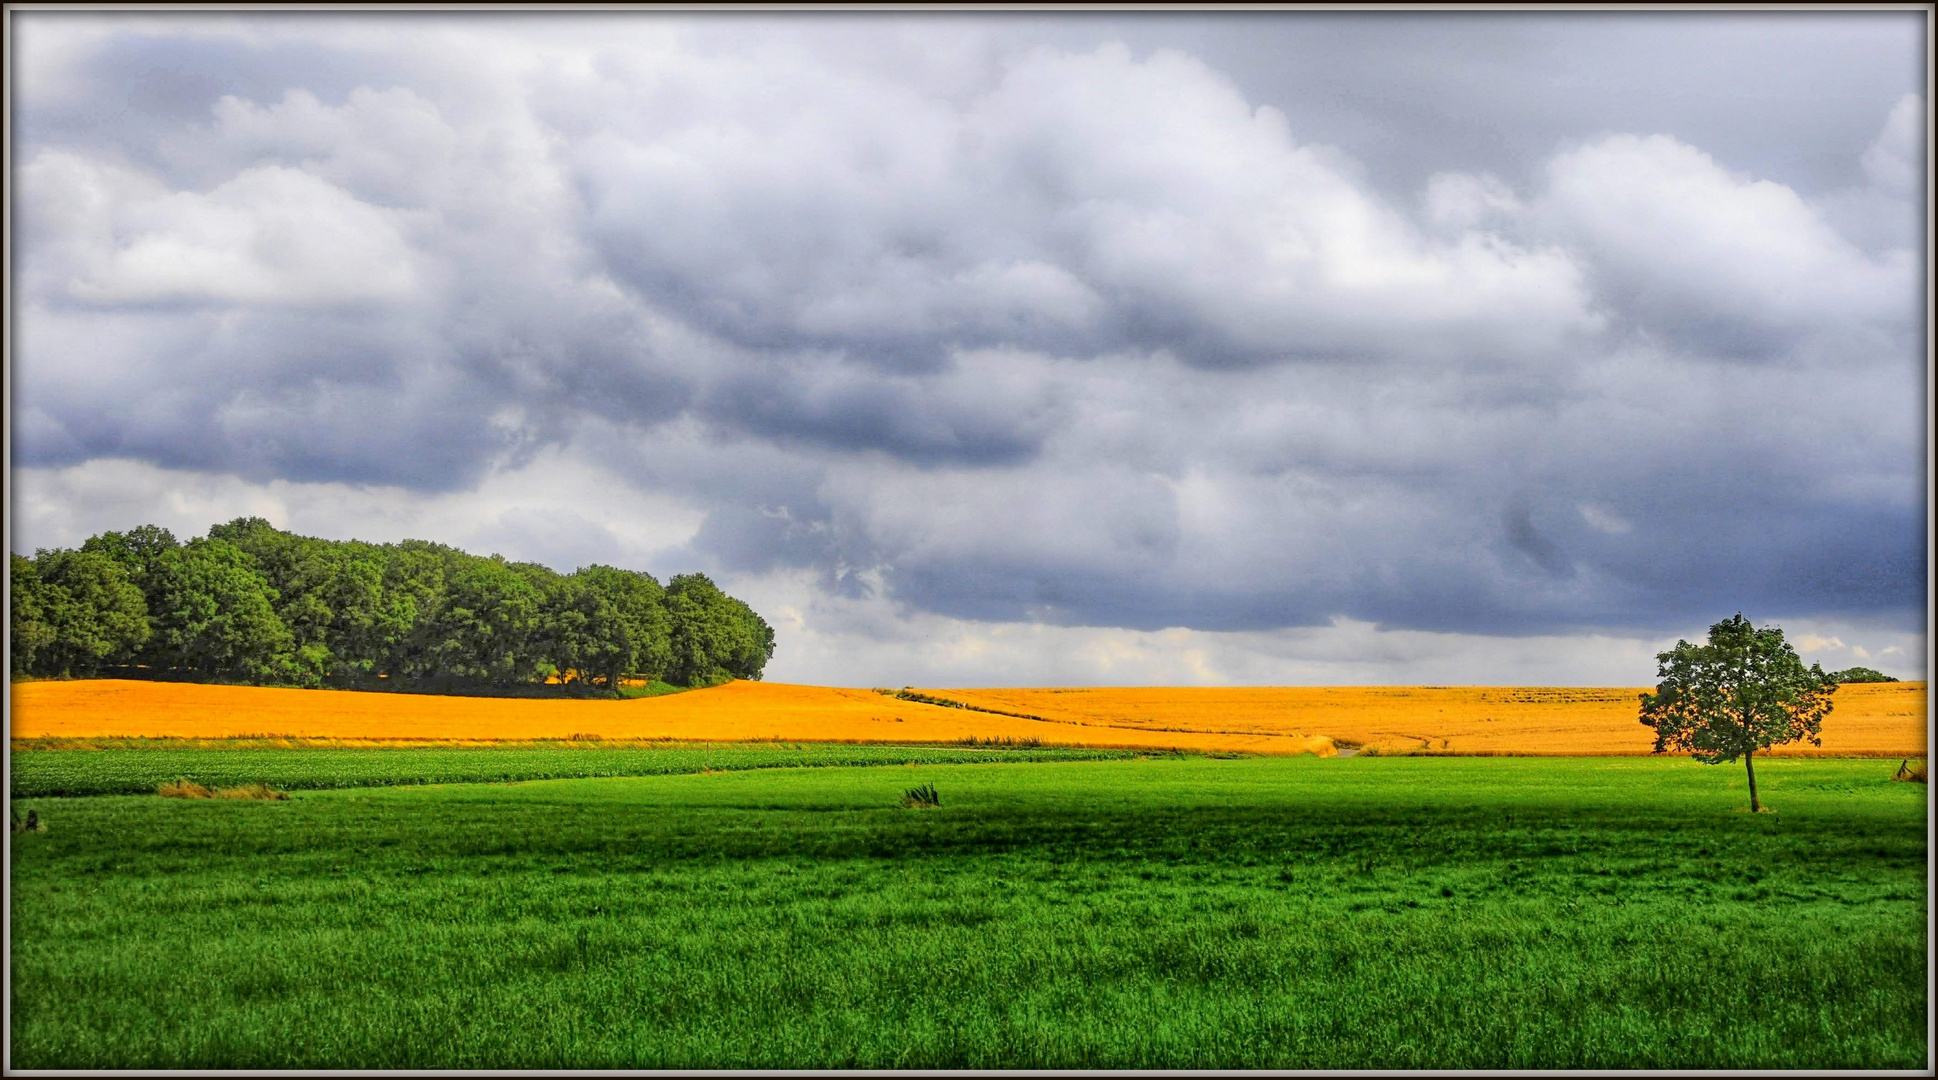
left=1423, top=171, right=1521, bottom=234
left=7, top=14, right=1926, bottom=685
left=559, top=38, right=1604, bottom=371
left=44, top=161, right=416, bottom=307
left=12, top=449, right=706, bottom=574
left=1541, top=132, right=1918, bottom=356
left=1862, top=92, right=1926, bottom=197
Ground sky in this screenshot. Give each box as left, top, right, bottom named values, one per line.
left=8, top=11, right=1930, bottom=686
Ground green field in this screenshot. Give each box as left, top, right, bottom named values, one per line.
left=8, top=740, right=1157, bottom=798
left=9, top=752, right=1928, bottom=1069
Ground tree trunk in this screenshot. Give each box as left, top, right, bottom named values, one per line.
left=1744, top=748, right=1761, bottom=812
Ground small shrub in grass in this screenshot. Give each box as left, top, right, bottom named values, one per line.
left=214, top=782, right=289, bottom=801
left=902, top=782, right=940, bottom=808
left=1892, top=759, right=1927, bottom=784
left=157, top=780, right=212, bottom=799
left=10, top=808, right=41, bottom=832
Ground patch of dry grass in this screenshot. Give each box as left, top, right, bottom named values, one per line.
left=212, top=782, right=289, bottom=801
left=157, top=779, right=287, bottom=800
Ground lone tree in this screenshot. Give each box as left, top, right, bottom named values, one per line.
left=1638, top=614, right=1838, bottom=811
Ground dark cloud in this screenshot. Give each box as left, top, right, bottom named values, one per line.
left=696, top=354, right=1065, bottom=465
left=9, top=13, right=1926, bottom=647
left=1503, top=503, right=1572, bottom=579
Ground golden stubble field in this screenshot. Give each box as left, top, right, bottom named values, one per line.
left=9, top=679, right=1926, bottom=757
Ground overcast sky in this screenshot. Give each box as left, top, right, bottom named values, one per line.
left=9, top=11, right=1929, bottom=685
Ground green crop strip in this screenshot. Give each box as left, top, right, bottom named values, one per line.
left=10, top=741, right=1163, bottom=798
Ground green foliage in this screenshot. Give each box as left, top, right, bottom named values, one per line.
left=10, top=553, right=57, bottom=674
left=663, top=573, right=775, bottom=686
left=1830, top=666, right=1899, bottom=683
left=11, top=549, right=152, bottom=677
left=551, top=565, right=671, bottom=690
left=379, top=540, right=456, bottom=679
left=7, top=756, right=1926, bottom=1069
left=145, top=537, right=296, bottom=681
left=429, top=556, right=547, bottom=684
left=615, top=679, right=690, bottom=700
left=80, top=524, right=180, bottom=584
left=1638, top=614, right=1838, bottom=811
left=888, top=687, right=1053, bottom=722
left=10, top=519, right=771, bottom=690
left=1639, top=615, right=1838, bottom=764
left=208, top=517, right=388, bottom=684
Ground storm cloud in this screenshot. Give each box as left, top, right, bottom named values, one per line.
left=9, top=12, right=1927, bottom=681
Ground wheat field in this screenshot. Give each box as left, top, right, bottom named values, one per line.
left=9, top=678, right=1924, bottom=756
left=913, top=683, right=1929, bottom=756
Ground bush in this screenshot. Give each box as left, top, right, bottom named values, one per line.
left=902, top=782, right=940, bottom=808
left=1893, top=759, right=1927, bottom=784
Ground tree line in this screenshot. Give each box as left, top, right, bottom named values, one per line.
left=10, top=518, right=774, bottom=693
left=1829, top=666, right=1898, bottom=683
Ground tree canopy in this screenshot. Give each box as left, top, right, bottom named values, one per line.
left=1829, top=666, right=1899, bottom=684
left=1638, top=614, right=1838, bottom=811
left=10, top=518, right=774, bottom=693
left=10, top=549, right=150, bottom=677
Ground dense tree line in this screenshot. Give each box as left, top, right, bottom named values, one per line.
left=10, top=518, right=774, bottom=692
left=1830, top=666, right=1899, bottom=683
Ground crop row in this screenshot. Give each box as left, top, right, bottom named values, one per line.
left=9, top=742, right=1160, bottom=798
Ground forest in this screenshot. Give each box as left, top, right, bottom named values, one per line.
left=9, top=518, right=774, bottom=693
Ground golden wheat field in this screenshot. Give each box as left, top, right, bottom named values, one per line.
left=913, top=684, right=1929, bottom=756
left=7, top=679, right=1926, bottom=757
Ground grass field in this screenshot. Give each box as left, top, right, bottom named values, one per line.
left=7, top=740, right=1161, bottom=798
left=9, top=751, right=1927, bottom=1069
